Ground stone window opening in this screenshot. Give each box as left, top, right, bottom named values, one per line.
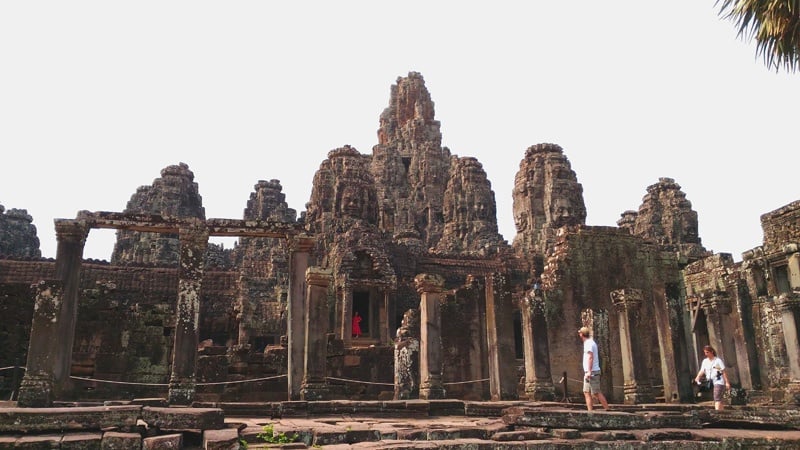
left=353, top=290, right=371, bottom=338
left=401, top=157, right=411, bottom=174
left=774, top=265, right=791, bottom=295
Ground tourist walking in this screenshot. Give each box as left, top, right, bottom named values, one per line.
left=578, top=326, right=609, bottom=411
left=694, top=345, right=730, bottom=410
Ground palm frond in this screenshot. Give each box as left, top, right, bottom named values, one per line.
left=716, top=0, right=800, bottom=72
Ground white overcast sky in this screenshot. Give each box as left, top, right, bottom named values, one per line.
left=1, top=2, right=797, bottom=261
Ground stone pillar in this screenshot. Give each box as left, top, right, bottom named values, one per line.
left=788, top=252, right=800, bottom=289
left=379, top=289, right=390, bottom=344
left=776, top=294, right=800, bottom=400
left=18, top=220, right=87, bottom=407
left=611, top=288, right=655, bottom=404
left=651, top=284, right=683, bottom=403
left=235, top=278, right=252, bottom=348
left=521, top=290, right=555, bottom=401
left=287, top=235, right=313, bottom=400
left=301, top=268, right=332, bottom=400
left=17, top=282, right=63, bottom=407
left=168, top=222, right=208, bottom=405
left=416, top=273, right=446, bottom=399
left=702, top=294, right=735, bottom=369
left=485, top=273, right=519, bottom=400
left=341, top=286, right=353, bottom=347
left=394, top=309, right=420, bottom=399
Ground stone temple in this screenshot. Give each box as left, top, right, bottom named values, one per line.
left=1, top=72, right=800, bottom=447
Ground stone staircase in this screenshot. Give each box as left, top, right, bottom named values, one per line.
left=0, top=400, right=799, bottom=448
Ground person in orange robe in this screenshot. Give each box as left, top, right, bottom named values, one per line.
left=352, top=311, right=362, bottom=338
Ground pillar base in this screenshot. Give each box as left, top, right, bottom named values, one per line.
left=301, top=381, right=330, bottom=401
left=17, top=371, right=53, bottom=407
left=419, top=379, right=446, bottom=400
left=525, top=380, right=556, bottom=401
left=623, top=381, right=655, bottom=404
left=787, top=380, right=800, bottom=406
left=168, top=378, right=196, bottom=405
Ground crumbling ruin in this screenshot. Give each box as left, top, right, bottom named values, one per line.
left=1, top=72, right=799, bottom=417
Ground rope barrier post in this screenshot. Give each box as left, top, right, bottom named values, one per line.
left=9, top=358, right=20, bottom=401
left=562, top=371, right=568, bottom=403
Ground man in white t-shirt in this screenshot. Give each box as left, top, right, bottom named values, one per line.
left=579, top=326, right=609, bottom=411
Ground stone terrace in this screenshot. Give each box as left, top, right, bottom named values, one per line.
left=1, top=400, right=799, bottom=449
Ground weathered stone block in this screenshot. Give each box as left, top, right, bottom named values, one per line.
left=14, top=434, right=61, bottom=449
left=140, top=407, right=224, bottom=431
left=0, top=406, right=141, bottom=433
left=61, top=432, right=103, bottom=450
left=100, top=431, right=141, bottom=450
left=142, top=433, right=182, bottom=449
left=202, top=428, right=239, bottom=450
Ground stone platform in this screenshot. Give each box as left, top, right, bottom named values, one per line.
left=0, top=400, right=798, bottom=449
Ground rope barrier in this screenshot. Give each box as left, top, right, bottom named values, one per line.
left=326, top=376, right=490, bottom=387
left=198, top=374, right=286, bottom=386
left=326, top=377, right=394, bottom=387
left=565, top=376, right=666, bottom=391
left=443, top=378, right=489, bottom=385
left=9, top=366, right=665, bottom=393
left=70, top=373, right=287, bottom=387
left=71, top=376, right=167, bottom=387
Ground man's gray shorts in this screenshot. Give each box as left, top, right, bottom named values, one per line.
left=583, top=371, right=602, bottom=394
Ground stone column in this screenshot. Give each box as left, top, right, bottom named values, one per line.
left=416, top=273, right=446, bottom=399
left=341, top=285, right=353, bottom=347
left=521, top=290, right=555, bottom=401
left=611, top=288, right=655, bottom=404
left=651, top=284, right=682, bottom=403
left=700, top=295, right=740, bottom=385
left=168, top=222, right=208, bottom=405
left=394, top=308, right=420, bottom=399
left=379, top=288, right=390, bottom=344
left=287, top=235, right=313, bottom=400
left=788, top=252, right=800, bottom=289
left=17, top=282, right=63, bottom=407
left=301, top=268, right=332, bottom=400
left=485, top=273, right=519, bottom=400
left=18, top=220, right=88, bottom=407
left=776, top=294, right=800, bottom=401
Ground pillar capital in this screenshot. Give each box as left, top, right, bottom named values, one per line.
left=306, top=267, right=332, bottom=287
left=776, top=293, right=800, bottom=313
left=290, top=234, right=315, bottom=253
left=414, top=273, right=445, bottom=294
left=700, top=293, right=731, bottom=315
left=523, top=290, right=546, bottom=314
left=54, top=219, right=89, bottom=244
left=611, top=288, right=643, bottom=311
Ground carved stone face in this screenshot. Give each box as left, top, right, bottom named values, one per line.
left=514, top=209, right=529, bottom=233
left=549, top=197, right=576, bottom=227
left=339, top=185, right=365, bottom=219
